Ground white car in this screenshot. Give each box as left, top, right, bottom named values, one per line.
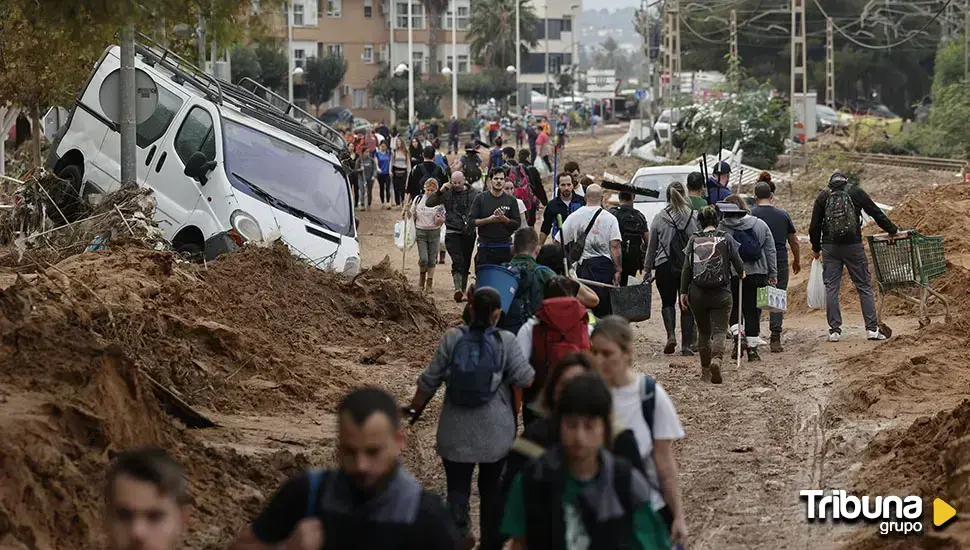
left=607, top=165, right=697, bottom=226
left=48, top=39, right=360, bottom=275
left=652, top=109, right=683, bottom=142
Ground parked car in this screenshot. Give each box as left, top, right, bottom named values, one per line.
left=817, top=105, right=849, bottom=135
left=47, top=39, right=360, bottom=275
left=652, top=108, right=683, bottom=142
left=321, top=107, right=355, bottom=130
left=605, top=164, right=696, bottom=226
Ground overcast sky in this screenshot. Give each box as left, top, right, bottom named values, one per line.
left=583, top=0, right=640, bottom=11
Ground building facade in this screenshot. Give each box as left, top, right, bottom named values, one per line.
left=280, top=0, right=473, bottom=123
left=520, top=0, right=581, bottom=99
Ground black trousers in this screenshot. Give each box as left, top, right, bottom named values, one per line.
left=729, top=274, right=768, bottom=338
left=445, top=231, right=476, bottom=291
left=578, top=256, right=616, bottom=318
left=620, top=246, right=644, bottom=286
left=475, top=245, right=513, bottom=271
left=377, top=173, right=391, bottom=203
left=392, top=167, right=407, bottom=205
left=442, top=459, right=505, bottom=549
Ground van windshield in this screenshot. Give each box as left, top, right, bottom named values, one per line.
left=630, top=173, right=686, bottom=203
left=222, top=119, right=353, bottom=237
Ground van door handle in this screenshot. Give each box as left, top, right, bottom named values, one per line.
left=145, top=145, right=157, bottom=166
left=155, top=152, right=167, bottom=173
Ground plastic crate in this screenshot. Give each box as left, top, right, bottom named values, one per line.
left=868, top=231, right=946, bottom=288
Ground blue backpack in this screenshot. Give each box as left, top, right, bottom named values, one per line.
left=447, top=327, right=503, bottom=407
left=735, top=228, right=762, bottom=263
left=500, top=262, right=544, bottom=336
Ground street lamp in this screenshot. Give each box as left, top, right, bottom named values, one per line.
left=515, top=0, right=521, bottom=112
left=395, top=63, right=410, bottom=76
left=506, top=65, right=517, bottom=74
left=293, top=66, right=305, bottom=77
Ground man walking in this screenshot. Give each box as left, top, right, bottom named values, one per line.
left=467, top=168, right=522, bottom=268
left=706, top=162, right=733, bottom=205
left=751, top=180, right=800, bottom=352
left=809, top=172, right=898, bottom=342
left=427, top=171, right=481, bottom=302
left=526, top=120, right=538, bottom=163
left=610, top=191, right=649, bottom=286
left=539, top=172, right=585, bottom=245
left=406, top=145, right=449, bottom=201
left=448, top=116, right=461, bottom=154
left=562, top=184, right=622, bottom=317
left=231, top=388, right=460, bottom=550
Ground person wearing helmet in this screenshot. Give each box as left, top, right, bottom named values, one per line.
left=706, top=162, right=733, bottom=206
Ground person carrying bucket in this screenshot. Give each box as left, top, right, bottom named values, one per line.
left=467, top=168, right=522, bottom=269
left=404, top=287, right=534, bottom=550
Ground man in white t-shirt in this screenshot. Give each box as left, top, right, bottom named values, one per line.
left=561, top=184, right=622, bottom=317
left=590, top=316, right=688, bottom=547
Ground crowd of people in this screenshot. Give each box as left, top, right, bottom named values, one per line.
left=96, top=130, right=900, bottom=550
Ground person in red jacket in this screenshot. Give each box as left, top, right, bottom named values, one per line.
left=515, top=276, right=592, bottom=428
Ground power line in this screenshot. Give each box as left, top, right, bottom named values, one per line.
left=679, top=15, right=731, bottom=44
left=812, top=0, right=952, bottom=50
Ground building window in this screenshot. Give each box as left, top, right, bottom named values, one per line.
left=326, top=0, right=341, bottom=17
left=396, top=3, right=424, bottom=28
left=363, top=44, right=374, bottom=63
left=535, top=19, right=564, bottom=40
left=443, top=5, right=469, bottom=29
left=326, top=43, right=343, bottom=57
left=364, top=0, right=373, bottom=17
left=412, top=51, right=423, bottom=74
left=353, top=89, right=368, bottom=109
left=328, top=92, right=341, bottom=108
left=293, top=2, right=305, bottom=25
left=294, top=48, right=306, bottom=68
left=458, top=54, right=468, bottom=73
left=563, top=17, right=572, bottom=32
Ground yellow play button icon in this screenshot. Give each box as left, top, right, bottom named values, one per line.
left=934, top=498, right=957, bottom=527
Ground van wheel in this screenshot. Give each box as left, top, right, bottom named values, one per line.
left=53, top=164, right=85, bottom=221
left=176, top=242, right=204, bottom=262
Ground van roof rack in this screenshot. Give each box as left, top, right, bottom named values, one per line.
left=133, top=33, right=348, bottom=159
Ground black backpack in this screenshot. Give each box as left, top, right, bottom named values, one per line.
left=824, top=186, right=859, bottom=241
left=660, top=211, right=693, bottom=274
left=461, top=154, right=483, bottom=184
left=612, top=206, right=647, bottom=253
left=735, top=228, right=762, bottom=263
left=690, top=230, right=732, bottom=288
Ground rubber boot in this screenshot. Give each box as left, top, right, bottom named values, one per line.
left=419, top=271, right=427, bottom=291
left=661, top=307, right=677, bottom=354
left=770, top=333, right=783, bottom=353
left=426, top=277, right=434, bottom=294
left=680, top=309, right=695, bottom=356
left=452, top=273, right=464, bottom=302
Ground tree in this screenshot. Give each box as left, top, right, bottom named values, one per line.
left=468, top=0, right=538, bottom=70
left=370, top=65, right=409, bottom=121
left=304, top=55, right=348, bottom=113
left=557, top=73, right=574, bottom=96
left=423, top=0, right=449, bottom=79
left=457, top=68, right=516, bottom=108
left=255, top=43, right=289, bottom=92
left=594, top=37, right=626, bottom=71
left=231, top=45, right=262, bottom=84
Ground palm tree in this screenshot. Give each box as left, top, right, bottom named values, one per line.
left=467, top=0, right=538, bottom=70
left=595, top=37, right=624, bottom=70
left=423, top=0, right=448, bottom=79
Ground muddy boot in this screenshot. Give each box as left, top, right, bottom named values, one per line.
left=747, top=337, right=761, bottom=362
left=425, top=277, right=434, bottom=294
left=700, top=364, right=711, bottom=382
left=710, top=358, right=723, bottom=384
left=418, top=271, right=427, bottom=291
left=770, top=333, right=784, bottom=353
left=661, top=307, right=677, bottom=355
left=680, top=309, right=695, bottom=356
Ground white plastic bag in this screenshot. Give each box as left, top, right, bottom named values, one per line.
left=439, top=225, right=447, bottom=246
left=807, top=259, right=825, bottom=309
left=535, top=156, right=551, bottom=177
left=394, top=219, right=416, bottom=250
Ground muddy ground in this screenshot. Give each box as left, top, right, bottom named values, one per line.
left=1, top=126, right=969, bottom=550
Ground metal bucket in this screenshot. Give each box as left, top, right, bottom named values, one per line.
left=610, top=283, right=652, bottom=322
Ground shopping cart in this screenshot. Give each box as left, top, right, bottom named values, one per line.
left=867, top=230, right=950, bottom=328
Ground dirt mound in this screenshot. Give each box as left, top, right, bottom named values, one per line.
left=0, top=242, right=447, bottom=550
left=0, top=244, right=443, bottom=415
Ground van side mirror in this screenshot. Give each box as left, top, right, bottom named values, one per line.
left=184, top=151, right=216, bottom=186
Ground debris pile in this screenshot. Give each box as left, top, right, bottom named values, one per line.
left=0, top=240, right=446, bottom=550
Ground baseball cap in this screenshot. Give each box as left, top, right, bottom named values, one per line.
left=754, top=181, right=773, bottom=199
left=716, top=201, right=745, bottom=215
left=712, top=161, right=732, bottom=175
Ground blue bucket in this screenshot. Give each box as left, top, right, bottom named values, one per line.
left=475, top=264, right=520, bottom=313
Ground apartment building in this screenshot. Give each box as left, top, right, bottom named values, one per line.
left=521, top=0, right=581, bottom=98
left=282, top=0, right=473, bottom=122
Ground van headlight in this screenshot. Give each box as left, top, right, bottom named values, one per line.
left=343, top=257, right=360, bottom=276
left=230, top=210, right=264, bottom=243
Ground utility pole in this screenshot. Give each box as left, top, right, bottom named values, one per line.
left=120, top=21, right=137, bottom=187
left=964, top=0, right=969, bottom=82
left=544, top=1, right=550, bottom=105
left=791, top=0, right=808, bottom=171
left=826, top=16, right=835, bottom=108
left=729, top=9, right=738, bottom=91
left=516, top=0, right=521, bottom=109
left=408, top=0, right=415, bottom=124
left=662, top=0, right=680, bottom=107
left=390, top=0, right=396, bottom=125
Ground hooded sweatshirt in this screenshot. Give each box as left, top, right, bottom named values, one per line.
left=808, top=178, right=898, bottom=252
left=644, top=207, right=700, bottom=272
left=718, top=214, right=778, bottom=279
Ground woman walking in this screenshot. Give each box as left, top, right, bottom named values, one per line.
left=405, top=287, right=534, bottom=550
left=407, top=178, right=446, bottom=292
left=355, top=151, right=377, bottom=210
left=644, top=181, right=700, bottom=355
left=680, top=206, right=745, bottom=384
left=392, top=137, right=410, bottom=206
left=376, top=141, right=392, bottom=209
left=717, top=195, right=777, bottom=361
